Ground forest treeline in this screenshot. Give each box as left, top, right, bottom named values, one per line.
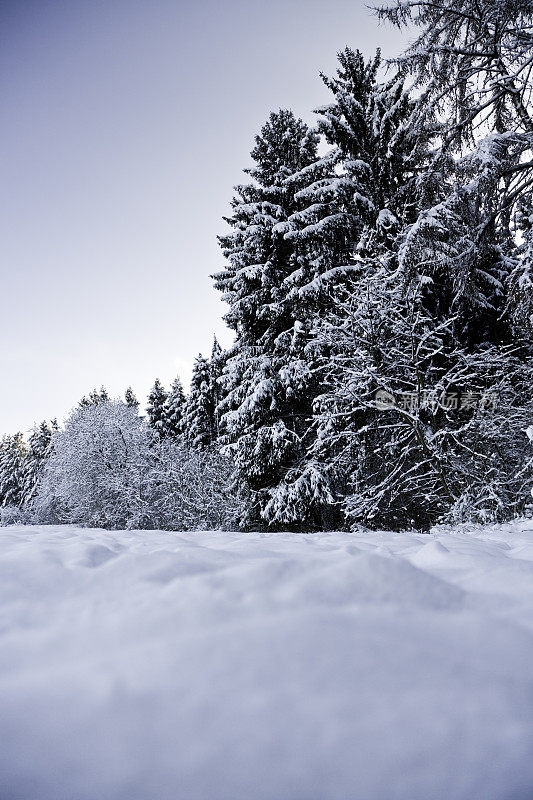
left=2, top=0, right=533, bottom=530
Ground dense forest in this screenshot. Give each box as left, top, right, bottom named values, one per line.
left=2, top=0, right=533, bottom=531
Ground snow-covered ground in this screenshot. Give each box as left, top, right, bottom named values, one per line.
left=1, top=524, right=533, bottom=800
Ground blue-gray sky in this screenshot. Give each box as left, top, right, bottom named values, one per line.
left=1, top=0, right=406, bottom=434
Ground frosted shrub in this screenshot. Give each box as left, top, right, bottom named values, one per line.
left=0, top=505, right=26, bottom=526
left=32, top=401, right=240, bottom=530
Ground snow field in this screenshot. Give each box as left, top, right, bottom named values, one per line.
left=1, top=523, right=533, bottom=799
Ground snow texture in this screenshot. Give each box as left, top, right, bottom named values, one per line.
left=1, top=523, right=533, bottom=800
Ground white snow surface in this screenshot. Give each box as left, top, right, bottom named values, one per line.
left=1, top=523, right=533, bottom=800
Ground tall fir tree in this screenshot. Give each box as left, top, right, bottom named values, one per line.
left=79, top=387, right=111, bottom=408
left=260, top=50, right=436, bottom=527
left=146, top=379, right=169, bottom=436
left=125, top=386, right=140, bottom=411
left=214, top=109, right=340, bottom=528
left=183, top=355, right=216, bottom=448
left=20, top=420, right=57, bottom=506
left=0, top=433, right=26, bottom=509
left=146, top=378, right=168, bottom=436
left=165, top=376, right=186, bottom=438
left=210, top=337, right=224, bottom=441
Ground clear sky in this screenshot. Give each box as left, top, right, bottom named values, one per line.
left=0, top=0, right=406, bottom=434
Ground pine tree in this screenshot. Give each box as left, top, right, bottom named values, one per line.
left=165, top=376, right=186, bottom=438
left=79, top=386, right=111, bottom=407
left=0, top=433, right=26, bottom=509
left=20, top=420, right=57, bottom=506
left=125, top=386, right=140, bottom=411
left=286, top=49, right=380, bottom=282
left=214, top=109, right=334, bottom=527
left=183, top=355, right=215, bottom=448
left=146, top=379, right=168, bottom=436
left=210, top=337, right=225, bottom=440
left=259, top=51, right=435, bottom=528
left=286, top=49, right=434, bottom=290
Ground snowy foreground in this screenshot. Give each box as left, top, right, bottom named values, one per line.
left=1, top=525, right=533, bottom=800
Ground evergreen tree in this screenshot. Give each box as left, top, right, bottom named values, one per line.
left=79, top=387, right=111, bottom=407
left=20, top=420, right=57, bottom=506
left=146, top=379, right=168, bottom=436
left=183, top=355, right=216, bottom=448
left=165, top=376, right=186, bottom=438
left=214, top=109, right=334, bottom=527
left=210, top=337, right=225, bottom=440
left=286, top=49, right=380, bottom=284
left=215, top=109, right=318, bottom=349
left=95, top=386, right=110, bottom=403
left=0, top=433, right=26, bottom=509
left=125, top=386, right=140, bottom=411
left=214, top=56, right=438, bottom=528
left=287, top=49, right=435, bottom=290
left=260, top=51, right=435, bottom=527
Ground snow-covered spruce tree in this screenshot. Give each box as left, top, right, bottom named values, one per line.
left=183, top=355, right=216, bottom=448
left=284, top=51, right=382, bottom=288
left=215, top=54, right=440, bottom=528
left=262, top=49, right=437, bottom=526
left=209, top=337, right=225, bottom=441
left=79, top=386, right=111, bottom=407
left=20, top=420, right=57, bottom=507
left=146, top=378, right=169, bottom=437
left=180, top=338, right=226, bottom=448
left=165, top=376, right=186, bottom=438
left=214, top=109, right=338, bottom=528
left=95, top=386, right=110, bottom=403
left=125, top=386, right=140, bottom=410
left=286, top=48, right=436, bottom=286
left=0, top=433, right=26, bottom=509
